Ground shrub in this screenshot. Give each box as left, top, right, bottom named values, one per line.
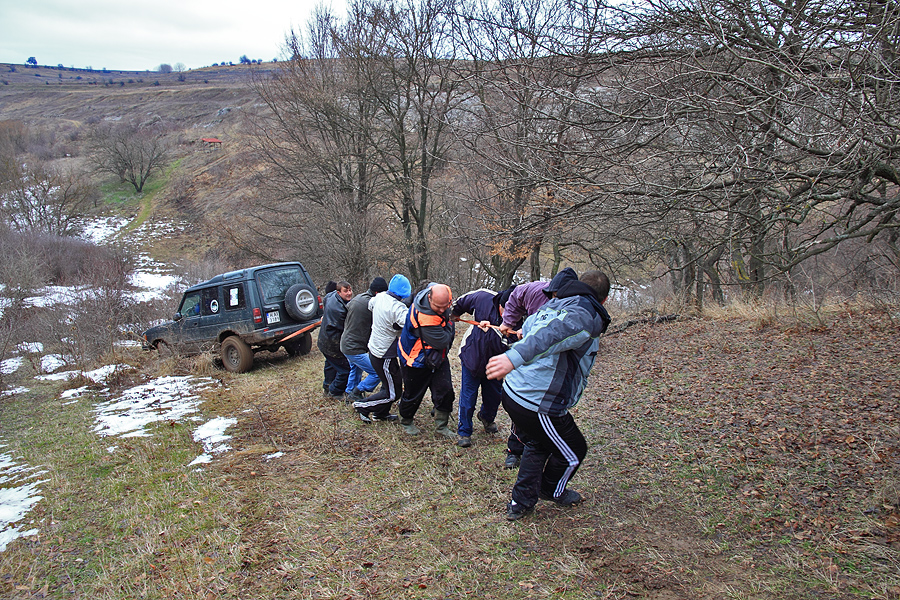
left=0, top=228, right=145, bottom=368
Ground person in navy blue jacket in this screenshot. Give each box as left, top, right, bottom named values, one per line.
left=451, top=286, right=516, bottom=448
left=486, top=268, right=611, bottom=521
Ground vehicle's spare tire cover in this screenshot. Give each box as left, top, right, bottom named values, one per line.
left=284, top=283, right=318, bottom=321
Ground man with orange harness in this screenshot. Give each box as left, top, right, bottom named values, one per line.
left=397, top=283, right=456, bottom=437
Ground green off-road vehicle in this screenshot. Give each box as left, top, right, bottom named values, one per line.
left=142, top=262, right=322, bottom=372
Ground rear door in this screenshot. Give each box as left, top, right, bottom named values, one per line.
left=220, top=281, right=253, bottom=332
left=253, top=265, right=309, bottom=327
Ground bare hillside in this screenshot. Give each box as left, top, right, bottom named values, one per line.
left=0, top=62, right=278, bottom=265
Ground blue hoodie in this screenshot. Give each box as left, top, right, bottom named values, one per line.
left=502, top=268, right=611, bottom=416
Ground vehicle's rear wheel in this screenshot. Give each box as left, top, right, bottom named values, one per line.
left=221, top=336, right=254, bottom=373
left=284, top=332, right=313, bottom=357
left=284, top=283, right=318, bottom=321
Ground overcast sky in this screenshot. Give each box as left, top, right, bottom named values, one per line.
left=0, top=0, right=345, bottom=72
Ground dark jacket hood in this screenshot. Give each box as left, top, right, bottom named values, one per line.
left=545, top=267, right=611, bottom=334
left=492, top=285, right=516, bottom=311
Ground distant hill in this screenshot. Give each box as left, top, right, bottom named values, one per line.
left=0, top=62, right=278, bottom=124
left=0, top=62, right=282, bottom=267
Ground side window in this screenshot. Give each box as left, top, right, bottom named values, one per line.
left=180, top=292, right=201, bottom=317
left=201, top=287, right=220, bottom=316
left=224, top=284, right=245, bottom=310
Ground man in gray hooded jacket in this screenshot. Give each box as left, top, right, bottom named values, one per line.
left=486, top=267, right=611, bottom=521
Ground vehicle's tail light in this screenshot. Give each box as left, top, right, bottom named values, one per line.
left=253, top=308, right=262, bottom=324
left=318, top=295, right=323, bottom=309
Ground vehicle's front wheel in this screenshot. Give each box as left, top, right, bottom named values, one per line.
left=284, top=332, right=313, bottom=357
left=221, top=336, right=254, bottom=373
left=154, top=339, right=175, bottom=358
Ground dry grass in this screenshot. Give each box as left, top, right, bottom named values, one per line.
left=2, top=312, right=899, bottom=599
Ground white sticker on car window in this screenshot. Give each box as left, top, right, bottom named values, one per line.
left=210, top=300, right=219, bottom=313
left=230, top=288, right=239, bottom=306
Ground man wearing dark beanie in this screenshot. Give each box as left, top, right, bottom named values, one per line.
left=340, top=277, right=389, bottom=402
left=487, top=268, right=611, bottom=521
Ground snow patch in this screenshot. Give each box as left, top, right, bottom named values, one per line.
left=0, top=387, right=28, bottom=397
left=36, top=364, right=127, bottom=384
left=78, top=216, right=130, bottom=244
left=0, top=449, right=45, bottom=552
left=188, top=417, right=237, bottom=466
left=193, top=417, right=236, bottom=453
left=1, top=358, right=22, bottom=376
left=93, top=375, right=215, bottom=438
left=40, top=354, right=69, bottom=374
left=16, top=342, right=43, bottom=354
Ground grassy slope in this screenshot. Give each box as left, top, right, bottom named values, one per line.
left=1, top=308, right=897, bottom=599
left=1, top=62, right=898, bottom=600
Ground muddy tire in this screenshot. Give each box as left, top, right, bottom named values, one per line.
left=221, top=336, right=254, bottom=373
left=154, top=339, right=176, bottom=358
left=284, top=332, right=313, bottom=357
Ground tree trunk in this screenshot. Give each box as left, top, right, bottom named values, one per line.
left=529, top=238, right=542, bottom=281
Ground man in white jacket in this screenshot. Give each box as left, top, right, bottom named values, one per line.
left=353, top=274, right=412, bottom=422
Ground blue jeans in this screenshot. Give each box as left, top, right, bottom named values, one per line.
left=345, top=352, right=381, bottom=394
left=457, top=364, right=502, bottom=437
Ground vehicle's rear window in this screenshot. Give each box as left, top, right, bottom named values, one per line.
left=256, top=267, right=305, bottom=303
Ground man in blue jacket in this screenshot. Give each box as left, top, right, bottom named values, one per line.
left=486, top=268, right=611, bottom=521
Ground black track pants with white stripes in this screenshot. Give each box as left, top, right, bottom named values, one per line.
left=501, top=392, right=587, bottom=509
left=352, top=352, right=402, bottom=419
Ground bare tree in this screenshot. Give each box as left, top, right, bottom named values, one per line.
left=0, top=159, right=95, bottom=236
left=246, top=0, right=466, bottom=287
left=88, top=121, right=170, bottom=193
left=244, top=5, right=390, bottom=286
left=345, top=0, right=467, bottom=284
left=449, top=0, right=607, bottom=286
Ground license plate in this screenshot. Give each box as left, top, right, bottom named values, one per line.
left=266, top=310, right=280, bottom=324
